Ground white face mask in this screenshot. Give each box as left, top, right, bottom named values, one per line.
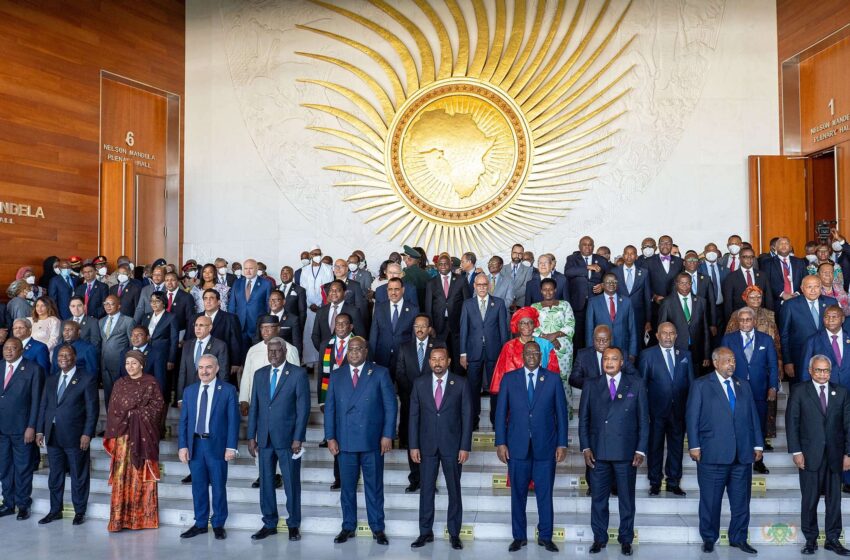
left=359, top=261, right=367, bottom=270
left=833, top=241, right=844, bottom=252
left=25, top=290, right=34, bottom=300
left=234, top=270, right=243, bottom=278
left=521, top=260, right=532, bottom=267
left=187, top=270, right=197, bottom=279
left=257, top=270, right=265, bottom=276
left=806, top=254, right=819, bottom=263
left=727, top=244, right=741, bottom=255
left=301, top=259, right=310, bottom=267
left=25, top=275, right=35, bottom=285
left=642, top=247, right=655, bottom=258
left=53, top=266, right=61, bottom=275
left=128, top=262, right=135, bottom=270
left=704, top=251, right=718, bottom=263
left=117, top=273, right=129, bottom=283
left=348, top=263, right=358, bottom=272
left=311, top=255, right=322, bottom=264
left=217, top=267, right=228, bottom=276
left=97, top=267, right=107, bottom=276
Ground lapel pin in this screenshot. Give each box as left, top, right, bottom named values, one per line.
left=428, top=343, right=433, bottom=348
left=285, top=369, right=290, bottom=376
left=71, top=379, right=78, bottom=385
left=617, top=394, right=623, bottom=399
left=368, top=369, right=373, bottom=376
left=217, top=384, right=222, bottom=390
left=736, top=380, right=741, bottom=386
left=832, top=391, right=837, bottom=396
left=490, top=302, right=494, bottom=307
left=450, top=380, right=455, bottom=385
left=675, top=350, right=679, bottom=355
left=540, top=376, right=545, bottom=382
left=404, top=307, right=409, bottom=312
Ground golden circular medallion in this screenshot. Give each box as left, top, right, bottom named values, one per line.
left=387, top=79, right=531, bottom=226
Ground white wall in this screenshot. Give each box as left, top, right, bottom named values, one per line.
left=185, top=0, right=779, bottom=269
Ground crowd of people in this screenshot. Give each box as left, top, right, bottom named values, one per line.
left=3, top=229, right=850, bottom=555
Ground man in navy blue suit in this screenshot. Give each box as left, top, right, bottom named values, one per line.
left=580, top=347, right=649, bottom=556
left=460, top=274, right=509, bottom=431
left=645, top=235, right=683, bottom=324
left=408, top=343, right=472, bottom=550
left=35, top=345, right=98, bottom=525
left=781, top=275, right=837, bottom=381
left=570, top=325, right=637, bottom=391
left=247, top=338, right=311, bottom=541
left=325, top=337, right=397, bottom=545
left=73, top=263, right=109, bottom=319
left=229, top=259, right=271, bottom=355
left=374, top=262, right=418, bottom=306
left=585, top=274, right=637, bottom=362
left=613, top=246, right=652, bottom=348
left=12, top=319, right=50, bottom=374
left=0, top=337, right=44, bottom=520
left=639, top=322, right=693, bottom=496
left=524, top=254, right=568, bottom=305
left=50, top=320, right=98, bottom=376
left=565, top=236, right=610, bottom=350
left=424, top=255, right=471, bottom=368
left=495, top=340, right=568, bottom=552
left=687, top=347, right=763, bottom=554
left=721, top=306, right=778, bottom=474
left=369, top=278, right=418, bottom=374
left=765, top=236, right=807, bottom=306
left=178, top=354, right=240, bottom=540
left=48, top=260, right=76, bottom=321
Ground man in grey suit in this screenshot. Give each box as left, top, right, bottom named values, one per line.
left=176, top=315, right=230, bottom=405
left=508, top=244, right=533, bottom=311
left=133, top=265, right=166, bottom=323
left=486, top=256, right=513, bottom=302
left=99, top=295, right=135, bottom=412
left=69, top=297, right=101, bottom=351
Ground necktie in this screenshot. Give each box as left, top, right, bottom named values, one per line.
left=195, top=340, right=204, bottom=367
left=512, top=264, right=517, bottom=278
left=682, top=296, right=691, bottom=321
left=820, top=385, right=828, bottom=414
left=489, top=275, right=496, bottom=295
left=729, top=256, right=736, bottom=272
left=330, top=304, right=339, bottom=329
left=724, top=379, right=736, bottom=412
left=75, top=317, right=81, bottom=324
left=782, top=259, right=792, bottom=294
left=167, top=291, right=174, bottom=311
left=417, top=341, right=425, bottom=370
left=196, top=384, right=209, bottom=434
left=104, top=315, right=113, bottom=339
left=391, top=304, right=399, bottom=330
left=746, top=269, right=753, bottom=287
left=336, top=339, right=345, bottom=366
left=245, top=279, right=253, bottom=300
left=479, top=298, right=487, bottom=320
left=352, top=367, right=359, bottom=388
left=609, top=296, right=616, bottom=321
left=691, top=274, right=697, bottom=295
left=270, top=367, right=278, bottom=399
left=586, top=256, right=592, bottom=278
left=665, top=348, right=675, bottom=379
left=435, top=378, right=444, bottom=409
left=528, top=372, right=535, bottom=405
left=66, top=276, right=73, bottom=289
left=443, top=275, right=449, bottom=297
left=709, top=265, right=719, bottom=294
left=833, top=334, right=843, bottom=367
left=810, top=300, right=820, bottom=328
left=57, top=373, right=68, bottom=401
left=85, top=283, right=92, bottom=311
left=609, top=377, right=617, bottom=400
left=626, top=267, right=634, bottom=292
left=3, top=364, right=12, bottom=390
left=118, top=283, right=124, bottom=297
left=744, top=332, right=753, bottom=362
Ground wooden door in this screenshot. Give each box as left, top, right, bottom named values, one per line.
left=135, top=175, right=167, bottom=263
left=836, top=141, right=850, bottom=238
left=99, top=161, right=133, bottom=259
left=748, top=156, right=808, bottom=254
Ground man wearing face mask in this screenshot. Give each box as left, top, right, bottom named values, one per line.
left=721, top=235, right=757, bottom=273
left=256, top=262, right=277, bottom=290
left=73, top=263, right=109, bottom=320
left=293, top=251, right=310, bottom=286
left=298, top=246, right=334, bottom=368
left=103, top=255, right=130, bottom=287
left=699, top=243, right=727, bottom=325
left=766, top=236, right=807, bottom=304
left=48, top=260, right=77, bottom=321
left=108, top=263, right=142, bottom=318
left=635, top=237, right=657, bottom=268
left=212, top=258, right=235, bottom=288
left=830, top=228, right=850, bottom=291
left=278, top=266, right=307, bottom=335
left=324, top=259, right=368, bottom=324
left=6, top=280, right=34, bottom=322
left=347, top=252, right=373, bottom=297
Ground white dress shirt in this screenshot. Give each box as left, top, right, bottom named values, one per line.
left=147, top=311, right=164, bottom=336
left=525, top=367, right=539, bottom=391
left=432, top=372, right=449, bottom=397
left=195, top=379, right=216, bottom=434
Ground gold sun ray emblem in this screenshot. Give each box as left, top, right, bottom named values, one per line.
left=298, top=0, right=634, bottom=254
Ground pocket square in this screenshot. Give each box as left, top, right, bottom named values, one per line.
left=626, top=392, right=635, bottom=398
left=758, top=346, right=765, bottom=350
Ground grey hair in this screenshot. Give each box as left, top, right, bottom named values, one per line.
left=736, top=307, right=755, bottom=320
left=711, top=346, right=732, bottom=362
left=6, top=280, right=25, bottom=299
left=809, top=354, right=832, bottom=372
left=267, top=337, right=286, bottom=348
left=197, top=354, right=219, bottom=367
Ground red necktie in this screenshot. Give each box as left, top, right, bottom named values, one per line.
left=609, top=296, right=616, bottom=321
left=117, top=283, right=124, bottom=297
left=352, top=367, right=359, bottom=388
left=167, top=292, right=174, bottom=311
left=443, top=275, right=449, bottom=298
left=782, top=259, right=792, bottom=294
left=729, top=256, right=736, bottom=272
left=746, top=269, right=753, bottom=287
left=336, top=339, right=345, bottom=366
left=84, top=283, right=92, bottom=312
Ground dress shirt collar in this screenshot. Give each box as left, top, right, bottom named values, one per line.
left=6, top=357, right=23, bottom=372
left=196, top=335, right=211, bottom=347
left=715, top=372, right=734, bottom=391
left=58, top=367, right=77, bottom=382
left=813, top=380, right=829, bottom=397
left=416, top=336, right=429, bottom=347
left=21, top=337, right=31, bottom=348
left=605, top=372, right=622, bottom=387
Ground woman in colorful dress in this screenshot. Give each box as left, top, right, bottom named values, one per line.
left=531, top=277, right=576, bottom=388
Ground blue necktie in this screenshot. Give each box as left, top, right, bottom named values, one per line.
left=57, top=373, right=69, bottom=402
left=417, top=341, right=425, bottom=370
left=270, top=367, right=278, bottom=400
left=196, top=384, right=209, bottom=434
left=724, top=379, right=736, bottom=413
left=391, top=304, right=399, bottom=331
left=810, top=301, right=820, bottom=328
left=626, top=267, right=633, bottom=292
left=665, top=348, right=675, bottom=380
left=194, top=340, right=204, bottom=367
left=527, top=372, right=535, bottom=405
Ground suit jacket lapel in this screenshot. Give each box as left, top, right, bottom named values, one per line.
left=806, top=381, right=826, bottom=416
left=710, top=376, right=734, bottom=417
left=530, top=371, right=545, bottom=409
left=347, top=362, right=372, bottom=409
left=271, top=365, right=291, bottom=401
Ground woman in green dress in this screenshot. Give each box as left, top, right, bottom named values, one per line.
left=531, top=277, right=576, bottom=388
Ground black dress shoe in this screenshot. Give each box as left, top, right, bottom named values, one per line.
left=649, top=485, right=660, bottom=496
left=667, top=485, right=687, bottom=496
left=411, top=534, right=434, bottom=548
left=251, top=526, right=277, bottom=540
left=508, top=539, right=527, bottom=552
left=251, top=478, right=260, bottom=489
left=319, top=439, right=329, bottom=448
left=373, top=530, right=389, bottom=545
left=213, top=527, right=226, bottom=540
left=450, top=536, right=463, bottom=550
left=330, top=481, right=341, bottom=490
left=825, top=540, right=850, bottom=556
left=622, top=543, right=633, bottom=556
left=180, top=526, right=208, bottom=539
left=16, top=509, right=29, bottom=520
left=275, top=474, right=283, bottom=489
left=702, top=541, right=714, bottom=553
left=590, top=542, right=607, bottom=553
left=334, top=529, right=356, bottom=543
left=404, top=484, right=419, bottom=494
left=801, top=541, right=817, bottom=555
left=763, top=442, right=774, bottom=451
left=38, top=511, right=62, bottom=524
left=181, top=474, right=192, bottom=484
left=538, top=539, right=559, bottom=552
left=72, top=513, right=85, bottom=525
left=752, top=461, right=769, bottom=474
left=611, top=487, right=618, bottom=496
left=729, top=541, right=757, bottom=554
left=288, top=527, right=301, bottom=541
left=96, top=430, right=105, bottom=437
left=843, top=483, right=850, bottom=494
left=0, top=506, right=14, bottom=518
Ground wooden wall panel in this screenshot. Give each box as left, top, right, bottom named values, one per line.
left=0, top=0, right=183, bottom=292
left=799, top=37, right=850, bottom=153
left=777, top=0, right=850, bottom=62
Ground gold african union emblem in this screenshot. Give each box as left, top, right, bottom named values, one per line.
left=298, top=0, right=634, bottom=253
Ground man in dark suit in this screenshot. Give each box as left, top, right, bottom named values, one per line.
left=459, top=252, right=479, bottom=292
left=264, top=289, right=302, bottom=358
left=424, top=254, right=470, bottom=367
left=229, top=259, right=272, bottom=352
left=507, top=243, right=534, bottom=310
left=687, top=347, right=763, bottom=554
left=374, top=262, right=418, bottom=306
left=68, top=297, right=101, bottom=350
left=495, top=340, right=568, bottom=552
left=325, top=259, right=369, bottom=324
left=35, top=345, right=98, bottom=525
left=0, top=337, right=44, bottom=520
left=645, top=235, right=683, bottom=323
left=186, top=289, right=243, bottom=380
left=99, top=295, right=135, bottom=412
left=133, top=265, right=166, bottom=322
left=162, top=271, right=196, bottom=333
left=580, top=347, right=649, bottom=556
left=177, top=354, right=240, bottom=540
left=311, top=280, right=366, bottom=352
left=613, top=246, right=652, bottom=348
left=786, top=354, right=850, bottom=555
left=12, top=319, right=51, bottom=374
left=757, top=237, right=779, bottom=271
left=721, top=306, right=778, bottom=473
left=683, top=250, right=718, bottom=333
left=722, top=247, right=773, bottom=318
left=278, top=266, right=307, bottom=335
left=176, top=315, right=230, bottom=404
left=802, top=305, right=850, bottom=388
left=585, top=274, right=638, bottom=362
left=409, top=343, right=472, bottom=550
left=247, top=338, right=311, bottom=541
left=48, top=260, right=77, bottom=321
left=524, top=254, right=568, bottom=305
left=214, top=258, right=237, bottom=288
left=765, top=236, right=807, bottom=305
left=324, top=337, right=397, bottom=545
left=658, top=273, right=711, bottom=371
left=395, top=314, right=434, bottom=493
left=460, top=274, right=509, bottom=431
left=73, top=263, right=109, bottom=319
left=369, top=278, right=418, bottom=374
left=108, top=262, right=142, bottom=318
left=781, top=275, right=837, bottom=381
left=699, top=243, right=729, bottom=329
left=570, top=325, right=637, bottom=390
left=639, top=322, right=693, bottom=496
left=565, top=236, right=610, bottom=350
left=49, top=320, right=98, bottom=376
